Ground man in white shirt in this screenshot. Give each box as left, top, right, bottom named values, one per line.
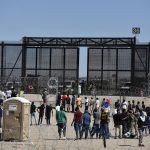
left=95, top=97, right=100, bottom=109
left=6, top=90, right=12, bottom=99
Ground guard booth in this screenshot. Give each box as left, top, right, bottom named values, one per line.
left=3, top=97, right=31, bottom=141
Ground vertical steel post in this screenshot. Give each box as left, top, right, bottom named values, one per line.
left=21, top=37, right=27, bottom=77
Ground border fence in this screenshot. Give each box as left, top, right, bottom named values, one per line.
left=0, top=76, right=149, bottom=97
left=0, top=37, right=150, bottom=97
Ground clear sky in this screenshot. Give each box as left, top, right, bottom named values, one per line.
left=0, top=0, right=150, bottom=77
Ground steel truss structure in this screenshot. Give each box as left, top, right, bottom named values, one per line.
left=0, top=37, right=150, bottom=95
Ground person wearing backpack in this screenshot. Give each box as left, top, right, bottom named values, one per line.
left=99, top=108, right=110, bottom=139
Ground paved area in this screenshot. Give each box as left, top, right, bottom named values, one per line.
left=1, top=95, right=150, bottom=150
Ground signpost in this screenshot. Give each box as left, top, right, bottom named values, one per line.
left=132, top=27, right=140, bottom=36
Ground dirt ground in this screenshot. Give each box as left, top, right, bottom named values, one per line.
left=1, top=95, right=150, bottom=150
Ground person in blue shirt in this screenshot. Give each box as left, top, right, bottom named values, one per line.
left=81, top=109, right=91, bottom=139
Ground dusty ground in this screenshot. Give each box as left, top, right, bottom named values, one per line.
left=1, top=95, right=150, bottom=150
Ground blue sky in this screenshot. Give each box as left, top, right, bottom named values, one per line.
left=0, top=0, right=150, bottom=76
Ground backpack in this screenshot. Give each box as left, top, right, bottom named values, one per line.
left=101, top=113, right=108, bottom=122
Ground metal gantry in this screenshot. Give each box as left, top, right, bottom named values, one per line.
left=0, top=37, right=150, bottom=95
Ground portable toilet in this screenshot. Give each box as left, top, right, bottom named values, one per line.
left=3, top=97, right=31, bottom=141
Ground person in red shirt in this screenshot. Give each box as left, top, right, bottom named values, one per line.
left=66, top=94, right=71, bottom=112
left=61, top=93, right=67, bottom=111
left=71, top=107, right=83, bottom=140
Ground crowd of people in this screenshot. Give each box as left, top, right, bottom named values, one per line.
left=1, top=88, right=150, bottom=147
left=54, top=94, right=150, bottom=147
left=112, top=99, right=150, bottom=146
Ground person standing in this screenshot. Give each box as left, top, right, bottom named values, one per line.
left=66, top=94, right=71, bottom=112
left=91, top=108, right=101, bottom=138
left=45, top=104, right=53, bottom=125
left=0, top=90, right=6, bottom=104
left=113, top=109, right=122, bottom=139
left=42, top=88, right=48, bottom=104
left=81, top=109, right=91, bottom=139
left=137, top=108, right=146, bottom=147
left=11, top=88, right=17, bottom=97
left=95, top=97, right=100, bottom=110
left=71, top=107, right=83, bottom=140
left=61, top=93, right=67, bottom=111
left=56, top=92, right=61, bottom=106
left=30, top=102, right=37, bottom=125
left=6, top=89, right=12, bottom=99
left=56, top=106, right=67, bottom=139
left=84, top=97, right=89, bottom=111
left=0, top=104, right=3, bottom=128
left=76, top=95, right=82, bottom=108
left=71, top=94, right=76, bottom=112
left=99, top=108, right=110, bottom=139
left=37, top=103, right=45, bottom=125
left=89, top=97, right=95, bottom=114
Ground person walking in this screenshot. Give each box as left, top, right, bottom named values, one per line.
left=137, top=108, right=146, bottom=147
left=30, top=102, right=37, bottom=125
left=56, top=106, right=67, bottom=139
left=81, top=109, right=91, bottom=139
left=91, top=108, right=100, bottom=138
left=71, top=107, right=83, bottom=140
left=45, top=104, right=53, bottom=125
